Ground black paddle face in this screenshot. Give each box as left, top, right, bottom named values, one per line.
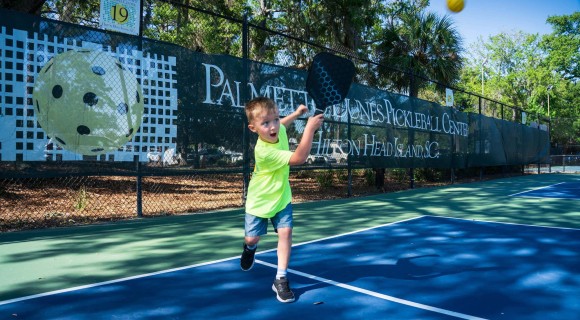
left=306, top=52, right=355, bottom=115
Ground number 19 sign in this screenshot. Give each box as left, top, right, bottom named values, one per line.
left=100, top=0, right=140, bottom=36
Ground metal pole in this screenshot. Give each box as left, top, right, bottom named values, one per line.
left=547, top=85, right=553, bottom=120
left=242, top=14, right=250, bottom=204
left=479, top=96, right=483, bottom=181
left=547, top=93, right=550, bottom=119
left=409, top=71, right=415, bottom=189
left=347, top=101, right=352, bottom=197
left=135, top=0, right=144, bottom=218
left=136, top=155, right=142, bottom=217
left=481, top=57, right=487, bottom=95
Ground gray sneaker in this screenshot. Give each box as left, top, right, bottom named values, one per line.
left=272, top=277, right=295, bottom=303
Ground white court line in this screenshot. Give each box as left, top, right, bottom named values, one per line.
left=255, top=259, right=487, bottom=320
left=0, top=256, right=240, bottom=306
left=508, top=182, right=567, bottom=197
left=427, top=215, right=580, bottom=231
left=0, top=216, right=423, bottom=306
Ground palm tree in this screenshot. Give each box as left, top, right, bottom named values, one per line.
left=376, top=10, right=463, bottom=97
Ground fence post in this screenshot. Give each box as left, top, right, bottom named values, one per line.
left=451, top=116, right=455, bottom=184
left=347, top=98, right=352, bottom=197
left=135, top=0, right=144, bottom=218
left=563, top=154, right=567, bottom=172
left=479, top=96, right=483, bottom=180
left=501, top=104, right=506, bottom=177
left=242, top=14, right=250, bottom=204
left=547, top=118, right=552, bottom=173
left=409, top=70, right=415, bottom=189
left=135, top=155, right=143, bottom=217
left=538, top=115, right=541, bottom=174
left=138, top=0, right=144, bottom=40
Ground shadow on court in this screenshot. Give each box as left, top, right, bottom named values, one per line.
left=297, top=254, right=502, bottom=283
left=257, top=216, right=580, bottom=320
left=2, top=216, right=578, bottom=320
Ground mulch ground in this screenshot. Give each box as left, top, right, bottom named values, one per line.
left=0, top=170, right=496, bottom=232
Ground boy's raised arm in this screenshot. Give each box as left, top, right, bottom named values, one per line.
left=288, top=114, right=324, bottom=166
left=280, top=104, right=308, bottom=127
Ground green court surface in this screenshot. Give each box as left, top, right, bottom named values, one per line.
left=1, top=173, right=578, bottom=302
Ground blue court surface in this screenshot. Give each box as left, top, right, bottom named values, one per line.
left=511, top=182, right=580, bottom=199
left=1, top=216, right=579, bottom=320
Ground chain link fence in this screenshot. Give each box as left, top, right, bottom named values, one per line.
left=0, top=1, right=551, bottom=232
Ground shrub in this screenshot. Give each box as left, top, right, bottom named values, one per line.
left=315, top=170, right=334, bottom=188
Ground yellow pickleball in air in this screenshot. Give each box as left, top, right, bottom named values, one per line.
left=447, top=0, right=465, bottom=13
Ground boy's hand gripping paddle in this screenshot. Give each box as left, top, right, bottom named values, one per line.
left=306, top=52, right=356, bottom=115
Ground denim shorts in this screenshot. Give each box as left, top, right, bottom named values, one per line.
left=245, top=203, right=293, bottom=237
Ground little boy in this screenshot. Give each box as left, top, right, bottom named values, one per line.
left=240, top=97, right=324, bottom=303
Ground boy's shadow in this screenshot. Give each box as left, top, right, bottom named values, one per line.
left=292, top=254, right=501, bottom=299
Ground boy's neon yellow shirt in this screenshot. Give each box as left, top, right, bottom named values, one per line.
left=245, top=124, right=293, bottom=218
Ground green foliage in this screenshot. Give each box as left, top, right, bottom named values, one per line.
left=38, top=0, right=100, bottom=25
left=376, top=9, right=463, bottom=97
left=144, top=1, right=246, bottom=55
left=543, top=12, right=580, bottom=82
left=315, top=169, right=334, bottom=188
left=415, top=168, right=445, bottom=182
left=74, top=186, right=88, bottom=211
left=295, top=170, right=315, bottom=179
left=216, top=158, right=229, bottom=167
left=387, top=168, right=407, bottom=183
left=362, top=168, right=374, bottom=186
left=458, top=12, right=579, bottom=147
left=542, top=12, right=580, bottom=146
left=246, top=0, right=384, bottom=67
left=336, top=169, right=348, bottom=183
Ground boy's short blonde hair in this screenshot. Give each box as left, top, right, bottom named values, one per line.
left=245, top=97, right=278, bottom=123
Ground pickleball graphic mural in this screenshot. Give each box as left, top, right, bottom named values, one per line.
left=32, top=50, right=144, bottom=155
left=0, top=18, right=178, bottom=162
